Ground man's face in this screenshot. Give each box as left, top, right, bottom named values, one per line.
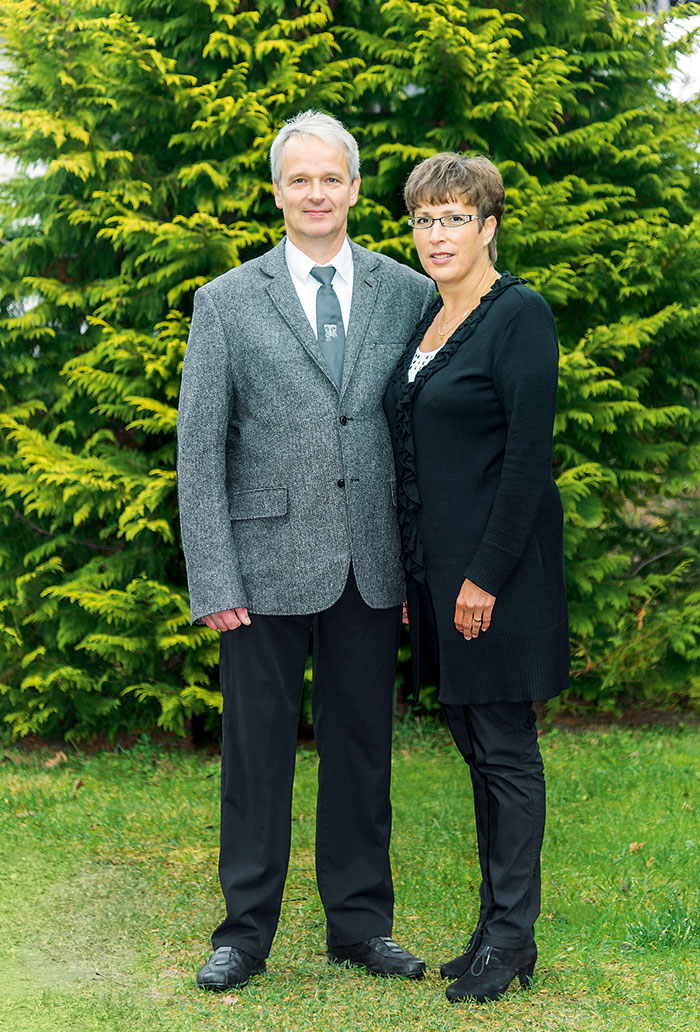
left=273, top=135, right=360, bottom=254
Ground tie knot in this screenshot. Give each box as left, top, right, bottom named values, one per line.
left=311, top=265, right=336, bottom=287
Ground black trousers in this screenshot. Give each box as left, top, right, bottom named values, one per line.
left=442, top=701, right=545, bottom=950
left=212, top=569, right=402, bottom=958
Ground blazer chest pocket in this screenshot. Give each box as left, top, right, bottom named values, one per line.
left=229, top=487, right=288, bottom=520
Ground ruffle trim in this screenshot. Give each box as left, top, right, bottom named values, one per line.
left=391, top=272, right=526, bottom=584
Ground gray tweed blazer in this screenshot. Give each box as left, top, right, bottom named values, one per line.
left=177, top=237, right=435, bottom=623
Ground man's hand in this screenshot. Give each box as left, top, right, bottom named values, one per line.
left=203, top=608, right=251, bottom=632
left=454, top=578, right=496, bottom=640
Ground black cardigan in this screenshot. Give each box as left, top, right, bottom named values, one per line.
left=383, top=273, right=569, bottom=705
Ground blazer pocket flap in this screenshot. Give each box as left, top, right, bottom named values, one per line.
left=229, top=488, right=288, bottom=520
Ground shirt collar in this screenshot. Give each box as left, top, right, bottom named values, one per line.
left=284, top=236, right=353, bottom=286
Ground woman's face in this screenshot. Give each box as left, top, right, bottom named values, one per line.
left=411, top=197, right=496, bottom=288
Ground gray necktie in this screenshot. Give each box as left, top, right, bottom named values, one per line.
left=311, top=265, right=345, bottom=387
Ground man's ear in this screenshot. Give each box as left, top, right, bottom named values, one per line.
left=349, top=175, right=361, bottom=208
left=273, top=181, right=284, bottom=210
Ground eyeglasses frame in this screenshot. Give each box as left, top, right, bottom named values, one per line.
left=407, top=213, right=486, bottom=230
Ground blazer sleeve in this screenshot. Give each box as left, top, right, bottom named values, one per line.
left=462, top=293, right=559, bottom=596
left=420, top=275, right=437, bottom=316
left=177, top=287, right=247, bottom=623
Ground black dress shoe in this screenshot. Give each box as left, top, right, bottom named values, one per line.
left=328, top=936, right=426, bottom=978
left=440, top=926, right=483, bottom=980
left=196, top=946, right=266, bottom=991
left=446, top=943, right=537, bottom=1003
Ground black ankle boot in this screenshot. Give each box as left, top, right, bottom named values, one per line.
left=446, top=943, right=537, bottom=1003
left=439, top=926, right=483, bottom=979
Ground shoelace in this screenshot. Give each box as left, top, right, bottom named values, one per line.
left=470, top=944, right=494, bottom=977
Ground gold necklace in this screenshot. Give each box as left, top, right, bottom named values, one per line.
left=437, top=306, right=469, bottom=342
left=436, top=274, right=499, bottom=341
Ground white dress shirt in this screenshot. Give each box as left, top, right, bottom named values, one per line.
left=284, top=236, right=354, bottom=337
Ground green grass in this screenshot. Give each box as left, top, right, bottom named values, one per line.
left=2, top=723, right=700, bottom=1031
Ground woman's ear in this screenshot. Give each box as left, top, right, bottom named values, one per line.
left=482, top=214, right=498, bottom=246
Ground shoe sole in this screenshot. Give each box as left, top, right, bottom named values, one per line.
left=328, top=955, right=426, bottom=979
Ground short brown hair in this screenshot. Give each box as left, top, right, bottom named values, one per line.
left=404, top=153, right=505, bottom=263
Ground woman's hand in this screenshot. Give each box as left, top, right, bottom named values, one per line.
left=454, top=578, right=496, bottom=640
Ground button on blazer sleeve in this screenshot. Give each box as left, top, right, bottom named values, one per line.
left=462, top=293, right=560, bottom=596
left=177, top=287, right=246, bottom=623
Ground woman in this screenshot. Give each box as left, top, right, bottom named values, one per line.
left=383, top=154, right=569, bottom=1004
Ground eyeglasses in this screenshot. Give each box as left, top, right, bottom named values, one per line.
left=407, top=214, right=484, bottom=230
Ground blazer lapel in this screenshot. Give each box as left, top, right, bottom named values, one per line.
left=259, top=239, right=338, bottom=386
left=340, top=241, right=382, bottom=397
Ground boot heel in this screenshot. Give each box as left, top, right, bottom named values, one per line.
left=518, top=963, right=535, bottom=989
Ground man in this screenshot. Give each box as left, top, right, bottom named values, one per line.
left=177, top=110, right=435, bottom=991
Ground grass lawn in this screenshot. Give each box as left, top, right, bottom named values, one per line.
left=2, top=721, right=700, bottom=1032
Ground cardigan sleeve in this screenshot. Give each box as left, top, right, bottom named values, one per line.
left=462, top=292, right=560, bottom=596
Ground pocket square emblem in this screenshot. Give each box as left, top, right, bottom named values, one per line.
left=323, top=323, right=339, bottom=341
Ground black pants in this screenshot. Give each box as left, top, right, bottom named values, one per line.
left=442, top=701, right=545, bottom=950
left=212, top=569, right=402, bottom=958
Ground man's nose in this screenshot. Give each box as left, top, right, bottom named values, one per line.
left=307, top=179, right=326, bottom=200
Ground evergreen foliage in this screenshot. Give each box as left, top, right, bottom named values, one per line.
left=1, top=0, right=699, bottom=739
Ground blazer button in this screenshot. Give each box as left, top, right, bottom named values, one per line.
left=339, top=415, right=348, bottom=426
left=337, top=479, right=345, bottom=488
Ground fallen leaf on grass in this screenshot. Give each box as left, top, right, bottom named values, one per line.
left=220, top=994, right=239, bottom=1005
left=44, top=750, right=68, bottom=769
left=629, top=841, right=645, bottom=853
left=71, top=778, right=84, bottom=799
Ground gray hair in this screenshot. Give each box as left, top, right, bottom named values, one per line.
left=270, top=110, right=360, bottom=183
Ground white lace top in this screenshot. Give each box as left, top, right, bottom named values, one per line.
left=407, top=342, right=445, bottom=383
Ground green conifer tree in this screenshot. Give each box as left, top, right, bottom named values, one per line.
left=1, top=0, right=699, bottom=738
